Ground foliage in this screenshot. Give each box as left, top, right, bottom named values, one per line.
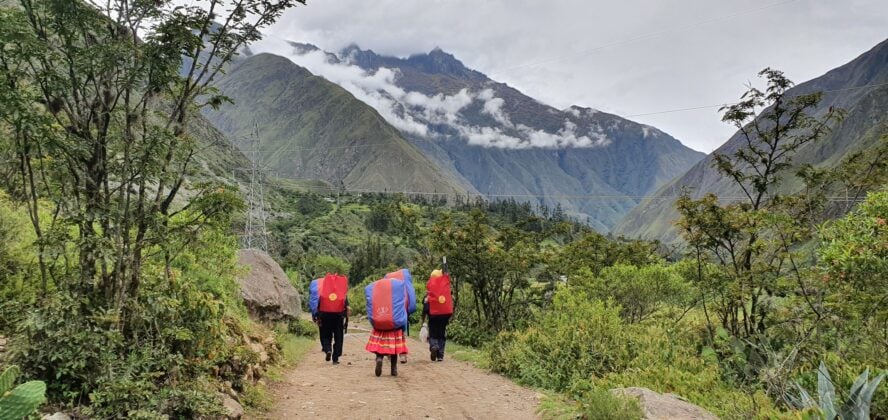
left=552, top=231, right=661, bottom=278
left=489, top=290, right=630, bottom=392
left=430, top=209, right=541, bottom=333
left=346, top=275, right=377, bottom=317
left=677, top=68, right=843, bottom=340
left=789, top=362, right=886, bottom=420
left=0, top=365, right=46, bottom=419
left=0, top=0, right=301, bottom=414
left=574, top=387, right=643, bottom=420
left=288, top=318, right=319, bottom=339
left=305, top=254, right=351, bottom=280
left=818, top=189, right=888, bottom=306
left=349, top=235, right=396, bottom=286
left=571, top=264, right=691, bottom=323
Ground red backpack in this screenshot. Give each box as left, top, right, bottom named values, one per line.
left=317, top=273, right=348, bottom=313
left=427, top=271, right=453, bottom=316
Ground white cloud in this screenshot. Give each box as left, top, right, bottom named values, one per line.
left=248, top=38, right=612, bottom=150
left=517, top=120, right=610, bottom=149
left=479, top=88, right=511, bottom=127
left=264, top=0, right=888, bottom=153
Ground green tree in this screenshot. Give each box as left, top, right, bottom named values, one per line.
left=349, top=235, right=393, bottom=286
left=430, top=209, right=540, bottom=333
left=676, top=68, right=842, bottom=339
left=0, top=0, right=301, bottom=409
left=0, top=0, right=299, bottom=309
left=552, top=232, right=660, bottom=278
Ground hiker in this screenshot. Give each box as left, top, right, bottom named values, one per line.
left=365, top=275, right=416, bottom=376
left=421, top=268, right=454, bottom=361
left=384, top=268, right=417, bottom=364
left=309, top=273, right=350, bottom=365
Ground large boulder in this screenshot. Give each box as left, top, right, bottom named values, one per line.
left=236, top=249, right=301, bottom=321
left=611, top=387, right=718, bottom=420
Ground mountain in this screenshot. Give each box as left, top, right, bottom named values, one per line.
left=203, top=53, right=469, bottom=196
left=614, top=38, right=888, bottom=242
left=278, top=43, right=705, bottom=231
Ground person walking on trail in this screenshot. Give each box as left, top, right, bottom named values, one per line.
left=309, top=273, right=350, bottom=365
left=383, top=268, right=417, bottom=365
left=365, top=275, right=416, bottom=377
left=421, top=268, right=454, bottom=362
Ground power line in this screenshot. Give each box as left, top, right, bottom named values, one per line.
left=238, top=176, right=867, bottom=204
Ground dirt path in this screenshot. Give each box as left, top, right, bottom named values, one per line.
left=258, top=324, right=541, bottom=419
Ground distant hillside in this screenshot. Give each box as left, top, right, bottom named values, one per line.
left=277, top=43, right=705, bottom=231
left=614, top=38, right=888, bottom=242
left=203, top=53, right=469, bottom=196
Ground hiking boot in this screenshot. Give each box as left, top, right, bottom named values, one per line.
left=430, top=346, right=438, bottom=361
left=325, top=351, right=332, bottom=362
left=332, top=360, right=340, bottom=365
left=437, top=349, right=445, bottom=361
left=374, top=356, right=383, bottom=377
left=390, top=355, right=398, bottom=376
left=399, top=353, right=407, bottom=364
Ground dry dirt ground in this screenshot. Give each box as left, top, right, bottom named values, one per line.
left=256, top=324, right=541, bottom=420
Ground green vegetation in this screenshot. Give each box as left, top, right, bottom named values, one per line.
left=259, top=136, right=886, bottom=417
left=0, top=365, right=46, bottom=419
left=0, top=0, right=300, bottom=416
left=204, top=53, right=468, bottom=196
left=0, top=0, right=884, bottom=418
left=789, top=362, right=885, bottom=420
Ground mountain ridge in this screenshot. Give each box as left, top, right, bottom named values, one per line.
left=203, top=53, right=471, bottom=196
left=614, top=38, right=888, bottom=242
left=284, top=42, right=705, bottom=230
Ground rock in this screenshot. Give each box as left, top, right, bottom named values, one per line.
left=41, top=413, right=72, bottom=420
left=611, top=387, right=718, bottom=420
left=236, top=249, right=301, bottom=321
left=220, top=393, right=244, bottom=419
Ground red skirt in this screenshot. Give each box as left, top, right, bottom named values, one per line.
left=365, top=328, right=409, bottom=355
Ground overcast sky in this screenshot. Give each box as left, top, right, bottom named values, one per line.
left=262, top=0, right=887, bottom=153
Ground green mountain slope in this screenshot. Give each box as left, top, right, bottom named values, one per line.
left=294, top=44, right=705, bottom=231
left=614, top=38, right=888, bottom=243
left=203, top=53, right=469, bottom=195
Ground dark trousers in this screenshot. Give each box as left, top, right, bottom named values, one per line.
left=318, top=312, right=344, bottom=361
left=428, top=315, right=451, bottom=354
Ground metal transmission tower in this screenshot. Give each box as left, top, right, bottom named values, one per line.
left=243, top=121, right=269, bottom=252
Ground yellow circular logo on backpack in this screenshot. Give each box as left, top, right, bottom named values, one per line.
left=328, top=293, right=338, bottom=301
left=438, top=296, right=446, bottom=304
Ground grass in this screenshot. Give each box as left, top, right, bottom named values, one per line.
left=270, top=322, right=316, bottom=379
left=447, top=342, right=488, bottom=369
left=244, top=330, right=316, bottom=415
left=537, top=392, right=584, bottom=420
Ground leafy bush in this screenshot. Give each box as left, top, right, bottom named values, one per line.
left=288, top=318, right=319, bottom=338
left=488, top=289, right=630, bottom=391
left=574, top=386, right=642, bottom=420
left=572, top=264, right=691, bottom=323
left=306, top=254, right=351, bottom=279
left=7, top=224, right=259, bottom=417
left=0, top=193, right=43, bottom=333
left=346, top=276, right=375, bottom=317
left=819, top=190, right=888, bottom=288
left=447, top=312, right=495, bottom=348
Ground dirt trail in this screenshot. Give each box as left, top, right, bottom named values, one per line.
left=258, top=324, right=540, bottom=420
